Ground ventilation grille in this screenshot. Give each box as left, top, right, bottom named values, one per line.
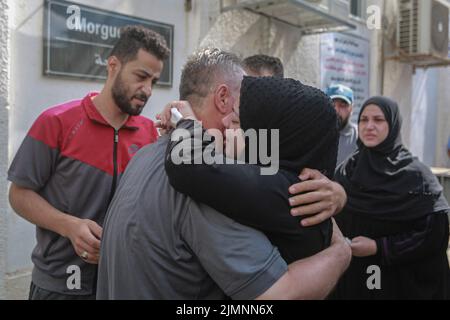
left=398, top=0, right=419, bottom=54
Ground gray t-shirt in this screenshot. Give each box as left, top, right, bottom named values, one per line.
left=96, top=135, right=287, bottom=300
left=337, top=121, right=358, bottom=166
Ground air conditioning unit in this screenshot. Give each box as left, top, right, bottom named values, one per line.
left=397, top=0, right=449, bottom=59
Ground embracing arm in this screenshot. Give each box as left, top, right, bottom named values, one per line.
left=257, top=219, right=352, bottom=300
left=183, top=199, right=351, bottom=300
left=165, top=119, right=302, bottom=234
left=288, top=170, right=346, bottom=226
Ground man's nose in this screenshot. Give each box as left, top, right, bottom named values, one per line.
left=142, top=84, right=152, bottom=97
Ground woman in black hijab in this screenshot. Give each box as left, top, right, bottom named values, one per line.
left=333, top=96, right=450, bottom=300
left=165, top=76, right=339, bottom=263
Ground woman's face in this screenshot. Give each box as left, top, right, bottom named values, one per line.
left=221, top=106, right=246, bottom=159
left=358, top=104, right=389, bottom=148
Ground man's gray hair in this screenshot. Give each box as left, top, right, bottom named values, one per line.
left=179, top=48, right=243, bottom=103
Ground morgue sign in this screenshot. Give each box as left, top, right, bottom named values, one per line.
left=44, top=0, right=174, bottom=86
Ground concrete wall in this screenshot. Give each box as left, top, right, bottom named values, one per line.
left=0, top=0, right=10, bottom=300
left=435, top=67, right=450, bottom=168
left=410, top=68, right=439, bottom=165
left=200, top=8, right=319, bottom=86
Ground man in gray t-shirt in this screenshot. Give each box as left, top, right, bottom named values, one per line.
left=97, top=136, right=287, bottom=299
left=97, top=48, right=352, bottom=300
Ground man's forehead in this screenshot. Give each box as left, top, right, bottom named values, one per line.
left=129, top=53, right=163, bottom=76
left=333, top=98, right=350, bottom=105
left=136, top=67, right=160, bottom=77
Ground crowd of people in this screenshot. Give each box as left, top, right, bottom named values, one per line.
left=7, top=25, right=450, bottom=300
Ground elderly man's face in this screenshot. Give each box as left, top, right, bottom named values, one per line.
left=221, top=102, right=245, bottom=160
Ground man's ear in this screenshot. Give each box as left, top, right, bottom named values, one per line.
left=107, top=56, right=121, bottom=77
left=213, top=84, right=232, bottom=114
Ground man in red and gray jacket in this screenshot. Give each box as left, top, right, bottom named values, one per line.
left=7, top=25, right=170, bottom=299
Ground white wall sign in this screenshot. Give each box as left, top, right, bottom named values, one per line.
left=320, top=33, right=370, bottom=122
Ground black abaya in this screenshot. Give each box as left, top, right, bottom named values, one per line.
left=333, top=96, right=450, bottom=300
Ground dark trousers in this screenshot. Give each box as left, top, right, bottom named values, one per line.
left=28, top=282, right=96, bottom=300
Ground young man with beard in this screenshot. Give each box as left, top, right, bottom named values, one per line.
left=7, top=25, right=170, bottom=300
left=326, top=84, right=358, bottom=165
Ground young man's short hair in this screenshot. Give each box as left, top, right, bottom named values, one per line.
left=111, top=25, right=170, bottom=63
left=243, top=54, right=284, bottom=78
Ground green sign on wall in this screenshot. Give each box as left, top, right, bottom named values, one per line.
left=44, top=0, right=174, bottom=86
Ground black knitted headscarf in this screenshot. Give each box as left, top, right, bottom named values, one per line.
left=335, top=96, right=449, bottom=221
left=239, top=76, right=339, bottom=178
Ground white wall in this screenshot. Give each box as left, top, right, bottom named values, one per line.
left=5, top=0, right=208, bottom=298
left=410, top=69, right=439, bottom=166
left=436, top=67, right=450, bottom=168
left=0, top=0, right=11, bottom=300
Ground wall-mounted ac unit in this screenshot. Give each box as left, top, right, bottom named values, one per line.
left=397, top=0, right=449, bottom=60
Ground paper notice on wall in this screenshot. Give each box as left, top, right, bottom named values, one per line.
left=320, top=33, right=370, bottom=122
